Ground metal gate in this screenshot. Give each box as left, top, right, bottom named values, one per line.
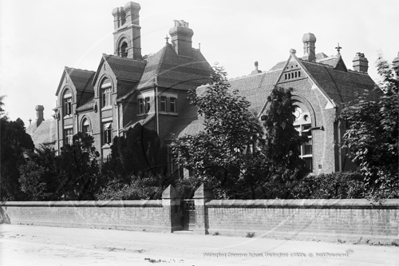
left=181, top=199, right=196, bottom=230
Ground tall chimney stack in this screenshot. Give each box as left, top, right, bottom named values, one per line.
left=35, top=105, right=44, bottom=127
left=352, top=52, right=369, bottom=73
left=302, top=33, right=316, bottom=62
left=169, top=20, right=194, bottom=57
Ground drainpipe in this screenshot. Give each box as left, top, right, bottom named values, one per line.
left=155, top=75, right=159, bottom=136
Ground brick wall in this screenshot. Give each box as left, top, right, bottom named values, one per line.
left=203, top=199, right=399, bottom=244
left=2, top=190, right=398, bottom=245
left=1, top=200, right=168, bottom=232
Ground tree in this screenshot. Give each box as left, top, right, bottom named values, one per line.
left=1, top=117, right=34, bottom=200
left=97, top=124, right=169, bottom=200
left=260, top=87, right=308, bottom=198
left=340, top=55, right=399, bottom=199
left=19, top=146, right=60, bottom=200
left=0, top=95, right=5, bottom=117
left=56, top=132, right=102, bottom=200
left=171, top=66, right=265, bottom=199
left=107, top=124, right=167, bottom=180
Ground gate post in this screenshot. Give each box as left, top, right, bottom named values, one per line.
left=162, top=185, right=182, bottom=232
left=193, top=184, right=213, bottom=235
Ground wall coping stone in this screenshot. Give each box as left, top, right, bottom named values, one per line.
left=206, top=199, right=399, bottom=209
left=1, top=200, right=162, bottom=208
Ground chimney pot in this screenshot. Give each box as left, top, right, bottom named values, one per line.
left=169, top=20, right=194, bottom=57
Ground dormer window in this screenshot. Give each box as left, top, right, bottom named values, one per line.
left=63, top=90, right=72, bottom=116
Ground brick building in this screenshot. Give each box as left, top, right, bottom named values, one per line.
left=27, top=2, right=381, bottom=175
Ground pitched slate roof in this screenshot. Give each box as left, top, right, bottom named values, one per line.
left=229, top=70, right=281, bottom=114
left=26, top=120, right=57, bottom=148
left=65, top=67, right=95, bottom=108
left=104, top=54, right=146, bottom=82
left=168, top=99, right=204, bottom=139
left=65, top=67, right=95, bottom=92
left=300, top=59, right=379, bottom=107
left=270, top=52, right=329, bottom=71
left=138, top=44, right=212, bottom=90
left=170, top=52, right=379, bottom=140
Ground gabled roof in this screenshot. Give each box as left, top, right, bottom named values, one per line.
left=138, top=44, right=212, bottom=90
left=229, top=70, right=281, bottom=114
left=92, top=54, right=146, bottom=85
left=66, top=67, right=95, bottom=93
left=56, top=67, right=95, bottom=96
left=26, top=120, right=57, bottom=147
left=270, top=52, right=329, bottom=71
left=104, top=54, right=146, bottom=82
left=317, top=54, right=347, bottom=71
left=300, top=60, right=379, bottom=107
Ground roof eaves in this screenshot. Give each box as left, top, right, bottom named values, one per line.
left=91, top=54, right=107, bottom=86
left=55, top=67, right=68, bottom=96
left=155, top=45, right=169, bottom=80
left=296, top=57, right=337, bottom=109
left=258, top=54, right=290, bottom=117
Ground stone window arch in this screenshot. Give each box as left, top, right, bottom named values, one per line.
left=81, top=117, right=91, bottom=134
left=120, top=41, right=128, bottom=57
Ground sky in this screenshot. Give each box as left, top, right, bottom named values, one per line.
left=1, top=0, right=398, bottom=126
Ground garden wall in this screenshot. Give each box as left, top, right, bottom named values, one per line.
left=204, top=199, right=399, bottom=244
left=0, top=185, right=181, bottom=232
left=1, top=185, right=398, bottom=245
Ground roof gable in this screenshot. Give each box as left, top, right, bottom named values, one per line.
left=55, top=68, right=69, bottom=96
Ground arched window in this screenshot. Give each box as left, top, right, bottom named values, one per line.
left=63, top=89, right=72, bottom=116
left=293, top=106, right=313, bottom=171
left=101, top=79, right=112, bottom=108
left=120, top=42, right=128, bottom=58
left=81, top=118, right=90, bottom=134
